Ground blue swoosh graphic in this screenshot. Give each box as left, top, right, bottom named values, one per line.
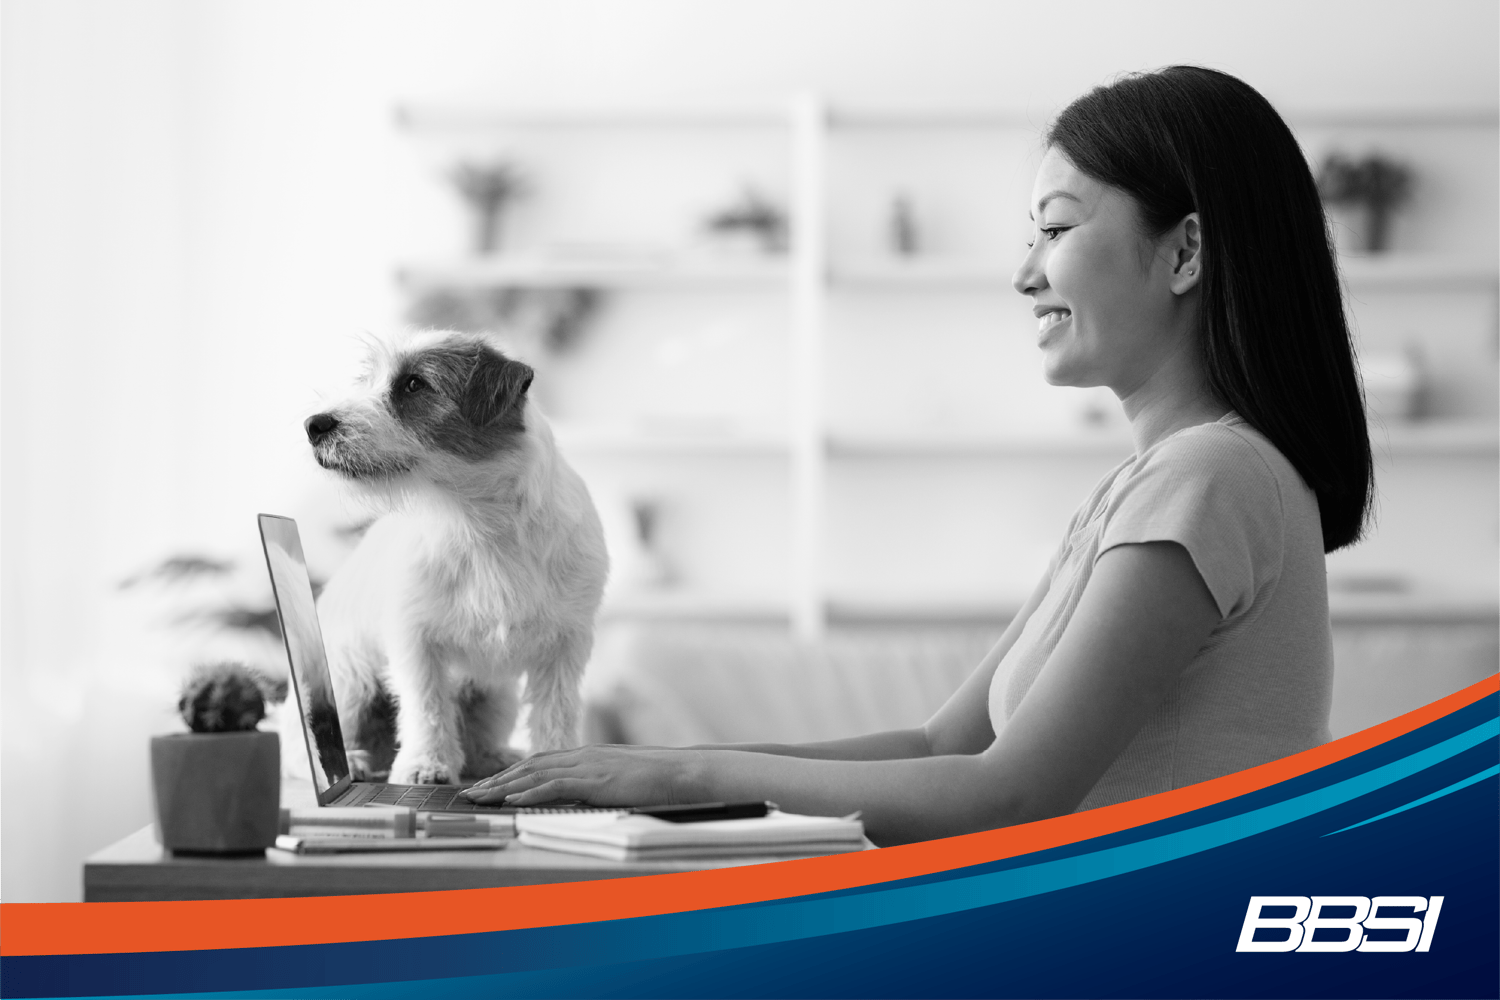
left=1323, top=762, right=1500, bottom=836
left=124, top=718, right=1500, bottom=1000
left=214, top=717, right=1500, bottom=977
left=658, top=718, right=1500, bottom=950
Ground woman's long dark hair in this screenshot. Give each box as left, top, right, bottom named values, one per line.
left=1047, top=66, right=1373, bottom=552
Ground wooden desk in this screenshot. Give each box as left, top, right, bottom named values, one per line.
left=84, top=825, right=789, bottom=901
left=84, top=779, right=827, bottom=901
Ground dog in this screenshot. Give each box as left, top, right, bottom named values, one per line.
left=304, top=330, right=608, bottom=784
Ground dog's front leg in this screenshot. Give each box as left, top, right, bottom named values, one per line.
left=385, top=636, right=465, bottom=785
left=524, top=631, right=593, bottom=753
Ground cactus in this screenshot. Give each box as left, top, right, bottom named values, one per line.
left=178, top=662, right=273, bottom=733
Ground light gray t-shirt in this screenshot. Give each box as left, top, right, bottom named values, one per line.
left=987, top=412, right=1333, bottom=811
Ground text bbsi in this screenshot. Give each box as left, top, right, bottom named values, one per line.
left=1235, top=896, right=1443, bottom=952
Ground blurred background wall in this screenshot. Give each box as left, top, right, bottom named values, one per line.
left=3, top=0, right=1496, bottom=902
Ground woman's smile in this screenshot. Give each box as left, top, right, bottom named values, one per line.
left=1037, top=308, right=1072, bottom=341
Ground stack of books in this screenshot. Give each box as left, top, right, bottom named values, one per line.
left=273, top=807, right=514, bottom=854
left=515, top=809, right=867, bottom=861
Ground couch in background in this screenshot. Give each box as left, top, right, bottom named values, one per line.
left=581, top=618, right=1498, bottom=749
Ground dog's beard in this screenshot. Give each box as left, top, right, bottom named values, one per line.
left=313, top=442, right=418, bottom=480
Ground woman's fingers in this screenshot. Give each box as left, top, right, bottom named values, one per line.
left=466, top=750, right=584, bottom=794
left=463, top=760, right=585, bottom=803
left=462, top=784, right=506, bottom=804
left=464, top=766, right=539, bottom=799
left=504, top=778, right=584, bottom=806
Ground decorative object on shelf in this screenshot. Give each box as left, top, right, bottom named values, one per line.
left=1316, top=152, right=1413, bottom=253
left=623, top=498, right=676, bottom=590
left=703, top=185, right=788, bottom=254
left=449, top=160, right=529, bottom=254
left=119, top=547, right=334, bottom=646
left=151, top=662, right=282, bottom=854
left=889, top=192, right=920, bottom=256
left=1360, top=346, right=1425, bottom=422
left=407, top=286, right=602, bottom=354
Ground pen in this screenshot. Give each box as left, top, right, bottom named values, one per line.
left=630, top=801, right=773, bottom=823
left=420, top=813, right=516, bottom=837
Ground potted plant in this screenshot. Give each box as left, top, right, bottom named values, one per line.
left=151, top=662, right=281, bottom=854
left=449, top=160, right=528, bottom=254
left=702, top=185, right=789, bottom=255
left=1316, top=152, right=1413, bottom=254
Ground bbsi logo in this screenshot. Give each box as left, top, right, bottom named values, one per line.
left=1236, top=896, right=1443, bottom=953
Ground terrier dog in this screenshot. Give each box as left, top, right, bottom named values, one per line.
left=305, top=330, right=608, bottom=784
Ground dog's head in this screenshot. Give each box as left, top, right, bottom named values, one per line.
left=305, top=331, right=535, bottom=483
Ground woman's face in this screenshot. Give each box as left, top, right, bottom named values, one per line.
left=1012, top=148, right=1189, bottom=395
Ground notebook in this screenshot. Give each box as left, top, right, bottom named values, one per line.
left=257, top=513, right=615, bottom=816
left=514, top=810, right=867, bottom=861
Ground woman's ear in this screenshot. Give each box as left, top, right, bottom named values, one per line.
left=1166, top=213, right=1203, bottom=295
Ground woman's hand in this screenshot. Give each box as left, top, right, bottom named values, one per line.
left=460, top=744, right=703, bottom=807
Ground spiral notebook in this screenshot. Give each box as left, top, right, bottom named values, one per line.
left=514, top=809, right=867, bottom=861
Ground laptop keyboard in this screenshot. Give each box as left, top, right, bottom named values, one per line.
left=363, top=783, right=614, bottom=814
left=370, top=784, right=487, bottom=811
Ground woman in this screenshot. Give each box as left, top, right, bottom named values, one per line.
left=463, top=66, right=1374, bottom=846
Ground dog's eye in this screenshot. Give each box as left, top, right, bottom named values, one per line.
left=403, top=375, right=425, bottom=393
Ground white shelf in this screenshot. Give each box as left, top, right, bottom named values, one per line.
left=552, top=421, right=1496, bottom=461
left=826, top=428, right=1133, bottom=458
left=831, top=258, right=1014, bottom=288
left=827, top=107, right=1499, bottom=130
left=824, top=587, right=1498, bottom=626
left=596, top=582, right=1500, bottom=627
left=826, top=592, right=1028, bottom=624
left=1327, top=584, right=1499, bottom=624
left=1371, top=419, right=1499, bottom=457
left=553, top=422, right=789, bottom=457
left=397, top=102, right=789, bottom=130
left=1284, top=108, right=1499, bottom=128
left=399, top=255, right=789, bottom=290
left=828, top=107, right=1039, bottom=130
left=397, top=102, right=1498, bottom=133
left=1339, top=254, right=1499, bottom=290
left=601, top=591, right=791, bottom=623
left=828, top=255, right=1499, bottom=293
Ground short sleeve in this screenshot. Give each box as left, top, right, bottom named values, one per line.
left=1097, top=427, right=1285, bottom=620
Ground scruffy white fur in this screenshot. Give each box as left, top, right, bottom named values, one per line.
left=308, top=330, right=607, bottom=784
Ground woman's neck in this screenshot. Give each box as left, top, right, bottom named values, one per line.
left=1117, top=347, right=1229, bottom=454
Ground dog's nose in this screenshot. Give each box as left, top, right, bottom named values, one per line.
left=305, top=413, right=340, bottom=444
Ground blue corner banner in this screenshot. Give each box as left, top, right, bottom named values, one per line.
left=3, top=688, right=1496, bottom=999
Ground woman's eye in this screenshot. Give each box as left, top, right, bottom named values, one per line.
left=403, top=375, right=425, bottom=393
left=1026, top=226, right=1066, bottom=249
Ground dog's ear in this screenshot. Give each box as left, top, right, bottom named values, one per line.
left=461, top=349, right=534, bottom=427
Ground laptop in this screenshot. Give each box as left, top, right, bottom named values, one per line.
left=256, top=512, right=599, bottom=814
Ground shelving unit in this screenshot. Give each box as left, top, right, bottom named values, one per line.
left=399, top=256, right=789, bottom=290
left=397, top=98, right=1500, bottom=637
left=1339, top=254, right=1499, bottom=290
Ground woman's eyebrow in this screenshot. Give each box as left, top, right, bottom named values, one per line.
left=1028, top=189, right=1083, bottom=220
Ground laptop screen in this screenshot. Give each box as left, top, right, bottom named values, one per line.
left=257, top=514, right=351, bottom=801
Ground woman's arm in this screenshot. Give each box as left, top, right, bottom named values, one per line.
left=467, top=542, right=1218, bottom=845
left=683, top=566, right=1056, bottom=762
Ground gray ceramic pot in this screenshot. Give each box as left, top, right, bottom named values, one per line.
left=150, top=731, right=280, bottom=853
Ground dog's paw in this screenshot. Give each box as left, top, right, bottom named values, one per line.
left=462, top=746, right=527, bottom=779
left=346, top=748, right=374, bottom=781
left=389, top=751, right=458, bottom=785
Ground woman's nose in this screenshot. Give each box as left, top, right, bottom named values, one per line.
left=1012, top=244, right=1044, bottom=296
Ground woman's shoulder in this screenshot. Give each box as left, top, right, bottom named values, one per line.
left=1137, top=413, right=1303, bottom=497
